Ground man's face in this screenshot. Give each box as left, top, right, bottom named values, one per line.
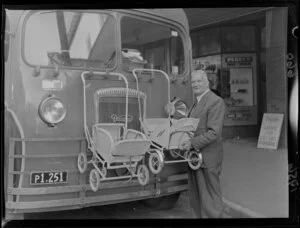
left=191, top=73, right=208, bottom=96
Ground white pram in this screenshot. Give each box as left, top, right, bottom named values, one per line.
left=131, top=69, right=203, bottom=175
left=77, top=71, right=152, bottom=192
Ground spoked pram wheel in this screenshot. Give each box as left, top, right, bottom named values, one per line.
left=137, top=164, right=150, bottom=186
left=184, top=150, right=189, bottom=159
left=148, top=151, right=164, bottom=174
left=89, top=169, right=101, bottom=192
left=187, top=151, right=203, bottom=170
left=77, top=152, right=87, bottom=174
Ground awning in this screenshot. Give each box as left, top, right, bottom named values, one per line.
left=184, top=8, right=273, bottom=30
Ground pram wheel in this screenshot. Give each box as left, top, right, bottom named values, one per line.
left=184, top=150, right=189, bottom=159
left=77, top=152, right=87, bottom=174
left=89, top=169, right=101, bottom=192
left=137, top=164, right=150, bottom=186
left=187, top=151, right=203, bottom=170
left=148, top=151, right=164, bottom=174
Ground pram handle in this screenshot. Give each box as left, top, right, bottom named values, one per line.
left=132, top=69, right=171, bottom=120
left=81, top=71, right=129, bottom=148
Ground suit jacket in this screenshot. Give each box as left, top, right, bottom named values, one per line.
left=189, top=90, right=226, bottom=168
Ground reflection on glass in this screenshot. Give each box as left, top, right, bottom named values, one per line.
left=190, top=32, right=199, bottom=58
left=221, top=26, right=255, bottom=52
left=24, top=11, right=116, bottom=68
left=193, top=55, right=221, bottom=96
left=198, top=27, right=221, bottom=56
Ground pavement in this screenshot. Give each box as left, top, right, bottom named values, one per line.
left=220, top=137, right=289, bottom=218
left=179, top=137, right=289, bottom=218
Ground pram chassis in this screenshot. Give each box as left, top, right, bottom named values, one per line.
left=132, top=68, right=203, bottom=171
left=78, top=70, right=152, bottom=191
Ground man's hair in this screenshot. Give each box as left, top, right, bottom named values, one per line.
left=191, top=70, right=210, bottom=88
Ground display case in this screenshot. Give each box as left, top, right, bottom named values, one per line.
left=221, top=53, right=257, bottom=126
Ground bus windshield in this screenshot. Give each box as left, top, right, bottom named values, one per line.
left=121, top=16, right=186, bottom=75
left=24, top=11, right=116, bottom=68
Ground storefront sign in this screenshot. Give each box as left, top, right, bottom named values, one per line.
left=257, top=113, right=284, bottom=150
left=225, top=56, right=253, bottom=66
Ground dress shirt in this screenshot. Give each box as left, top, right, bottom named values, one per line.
left=196, top=89, right=210, bottom=103
left=188, top=89, right=210, bottom=118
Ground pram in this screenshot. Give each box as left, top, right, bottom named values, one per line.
left=131, top=69, right=203, bottom=174
left=77, top=71, right=152, bottom=192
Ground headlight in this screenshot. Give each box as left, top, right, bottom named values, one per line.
left=39, top=96, right=66, bottom=125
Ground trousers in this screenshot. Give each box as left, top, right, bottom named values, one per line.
left=188, top=164, right=224, bottom=218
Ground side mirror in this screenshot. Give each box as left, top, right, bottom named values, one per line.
left=164, top=97, right=189, bottom=119
left=172, top=97, right=189, bottom=119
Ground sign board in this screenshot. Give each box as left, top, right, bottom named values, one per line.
left=257, top=113, right=284, bottom=149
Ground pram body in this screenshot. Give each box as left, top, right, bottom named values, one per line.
left=78, top=71, right=153, bottom=191
left=131, top=69, right=203, bottom=174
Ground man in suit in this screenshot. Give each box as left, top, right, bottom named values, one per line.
left=180, top=70, right=226, bottom=218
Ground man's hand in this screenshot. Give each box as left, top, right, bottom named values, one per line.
left=180, top=140, right=192, bottom=151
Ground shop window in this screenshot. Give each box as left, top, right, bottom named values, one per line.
left=221, top=26, right=255, bottom=52
left=190, top=32, right=199, bottom=58
left=198, top=27, right=221, bottom=56
left=192, top=55, right=221, bottom=96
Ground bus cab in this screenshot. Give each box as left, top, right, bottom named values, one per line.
left=4, top=9, right=194, bottom=219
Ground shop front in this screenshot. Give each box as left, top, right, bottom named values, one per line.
left=188, top=7, right=290, bottom=148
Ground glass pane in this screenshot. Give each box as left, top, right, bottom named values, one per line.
left=229, top=68, right=254, bottom=106
left=121, top=17, right=186, bottom=75
left=24, top=11, right=116, bottom=68
left=192, top=55, right=221, bottom=96
left=69, top=13, right=109, bottom=59
left=190, top=32, right=199, bottom=58
left=221, top=26, right=255, bottom=52
left=170, top=35, right=185, bottom=75
left=24, top=12, right=61, bottom=65
left=198, top=27, right=221, bottom=56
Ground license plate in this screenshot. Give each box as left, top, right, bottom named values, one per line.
left=30, top=171, right=68, bottom=185
left=42, top=79, right=63, bottom=91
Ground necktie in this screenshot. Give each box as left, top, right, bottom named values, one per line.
left=188, top=101, right=197, bottom=117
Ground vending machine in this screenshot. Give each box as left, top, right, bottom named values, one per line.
left=220, top=53, right=257, bottom=126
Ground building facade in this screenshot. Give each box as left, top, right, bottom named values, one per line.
left=187, top=8, right=292, bottom=148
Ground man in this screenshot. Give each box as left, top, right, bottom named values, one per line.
left=181, top=70, right=226, bottom=218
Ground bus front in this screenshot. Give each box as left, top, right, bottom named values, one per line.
left=4, top=9, right=192, bottom=219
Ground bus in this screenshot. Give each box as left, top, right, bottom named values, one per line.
left=3, top=8, right=194, bottom=219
